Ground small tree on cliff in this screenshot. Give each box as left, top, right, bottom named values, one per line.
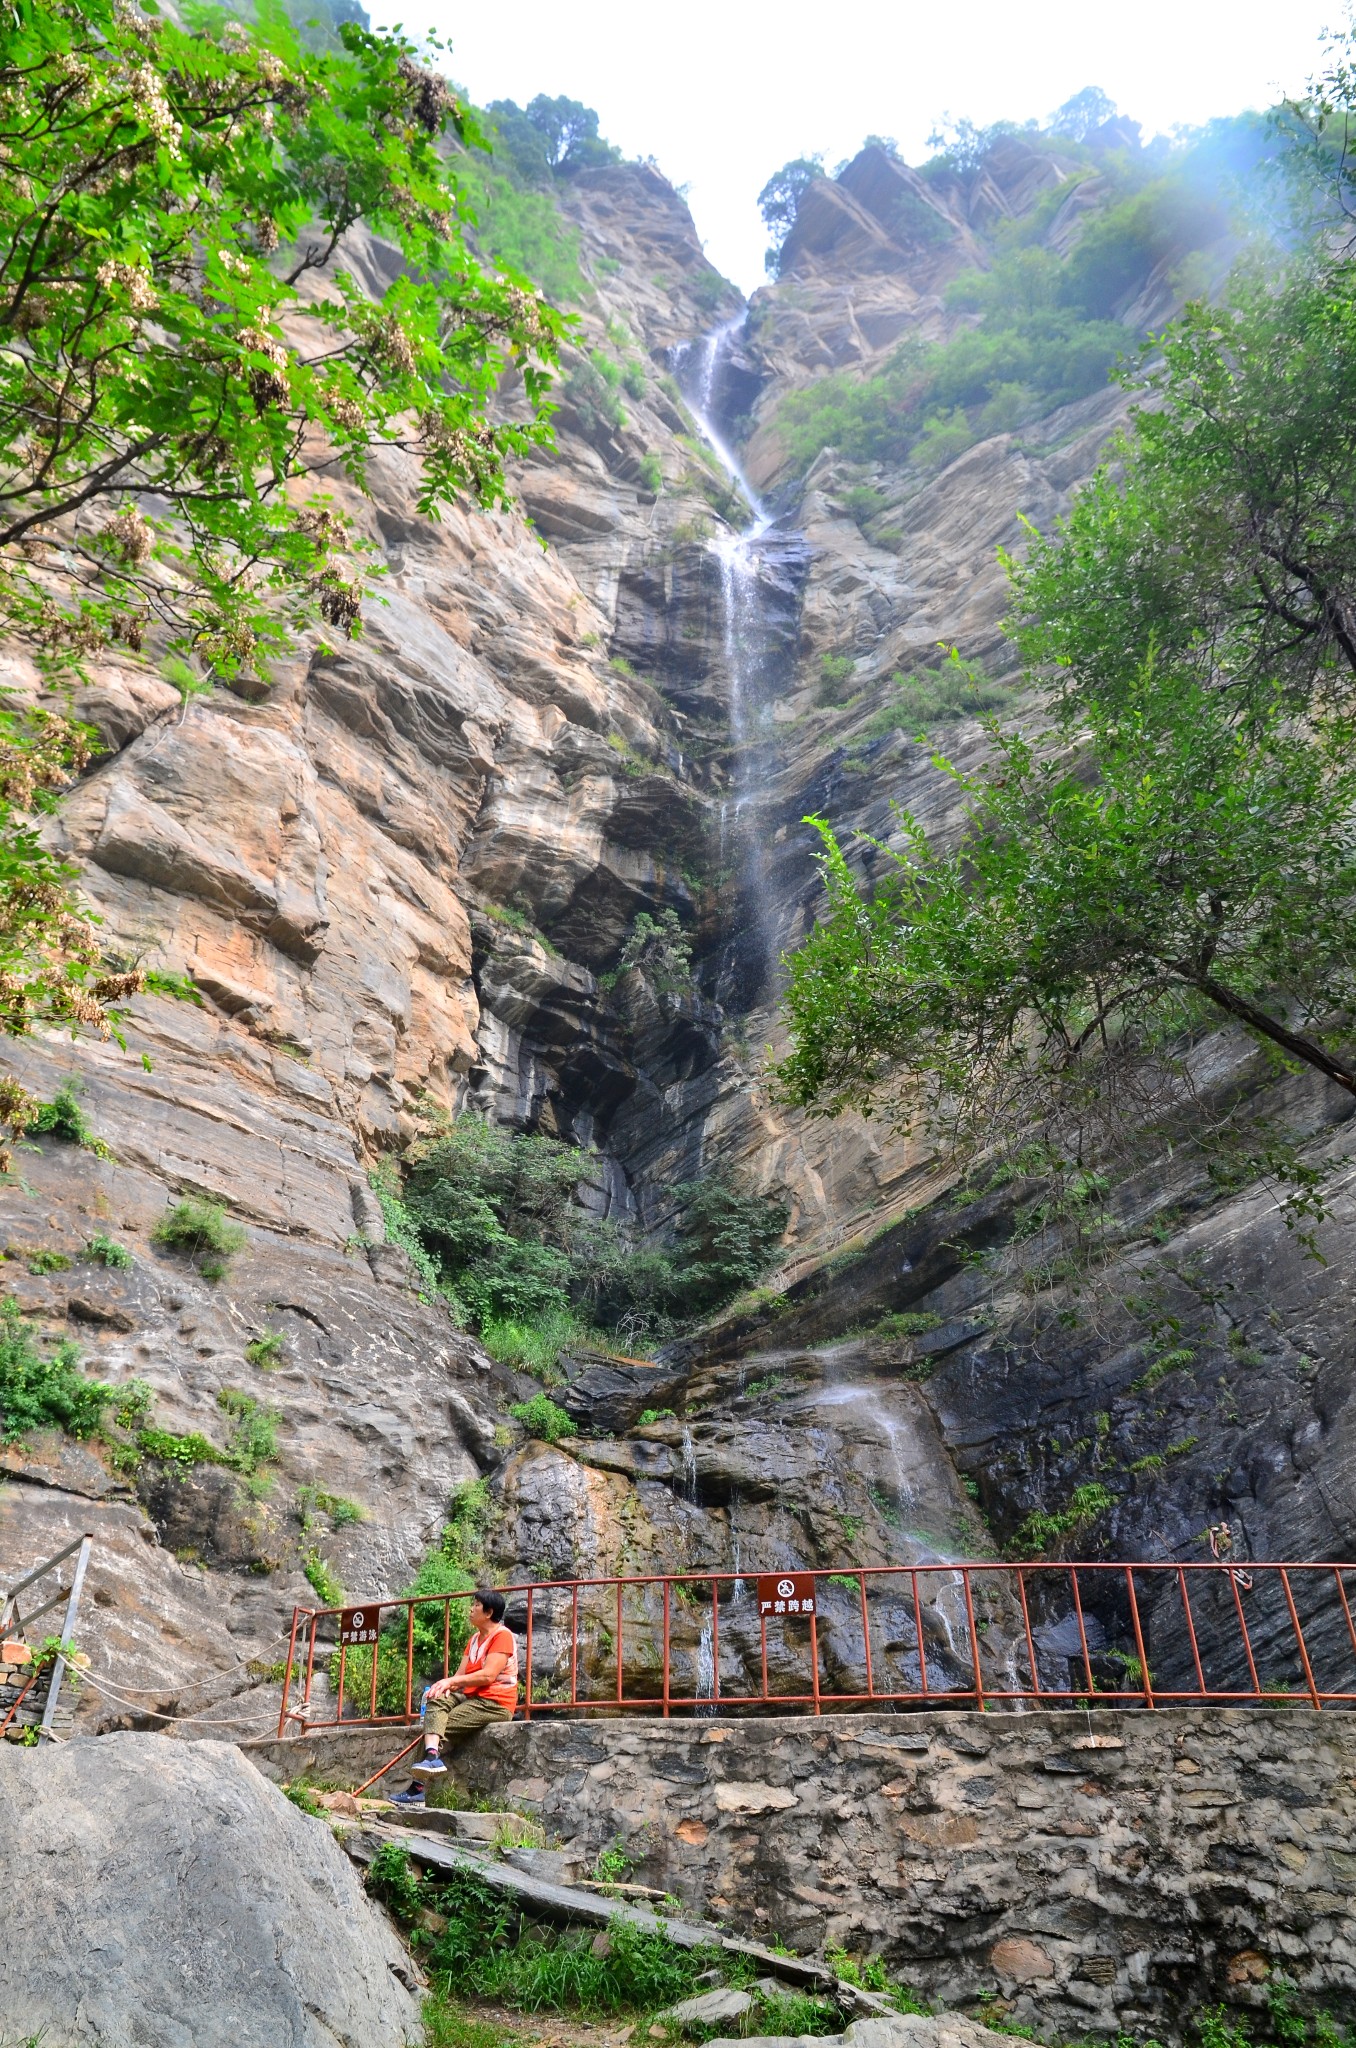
left=0, top=0, right=566, bottom=1049
left=758, top=156, right=824, bottom=274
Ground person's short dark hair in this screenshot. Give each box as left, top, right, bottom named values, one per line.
left=474, top=1587, right=506, bottom=1623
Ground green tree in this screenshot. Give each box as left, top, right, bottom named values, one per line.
left=487, top=94, right=620, bottom=182
left=1009, top=257, right=1356, bottom=717
left=1046, top=87, right=1116, bottom=142
left=0, top=0, right=565, bottom=684
left=777, top=661, right=1356, bottom=1167
left=757, top=155, right=824, bottom=274
left=668, top=1173, right=789, bottom=1315
left=612, top=909, right=693, bottom=996
left=923, top=116, right=1019, bottom=177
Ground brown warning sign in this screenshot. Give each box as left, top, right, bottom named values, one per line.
left=338, top=1605, right=380, bottom=1644
left=756, top=1573, right=817, bottom=1618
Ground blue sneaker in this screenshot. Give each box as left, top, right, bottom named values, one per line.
left=388, top=1786, right=426, bottom=1806
left=409, top=1751, right=446, bottom=1776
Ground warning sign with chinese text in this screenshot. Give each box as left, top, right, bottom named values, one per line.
left=756, top=1573, right=817, bottom=1618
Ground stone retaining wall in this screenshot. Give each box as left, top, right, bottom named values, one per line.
left=245, top=1707, right=1356, bottom=2039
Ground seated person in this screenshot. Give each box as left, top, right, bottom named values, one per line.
left=390, top=1588, right=517, bottom=1807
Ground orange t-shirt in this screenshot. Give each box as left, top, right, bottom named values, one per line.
left=461, top=1624, right=518, bottom=1709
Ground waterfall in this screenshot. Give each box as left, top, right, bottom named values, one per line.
left=680, top=1425, right=698, bottom=1504
left=673, top=318, right=784, bottom=1005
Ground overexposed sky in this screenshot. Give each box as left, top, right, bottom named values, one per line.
left=390, top=0, right=1340, bottom=292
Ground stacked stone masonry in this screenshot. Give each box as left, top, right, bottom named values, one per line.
left=445, top=1708, right=1355, bottom=2040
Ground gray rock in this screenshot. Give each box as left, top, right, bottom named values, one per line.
left=501, top=1845, right=583, bottom=1886
left=706, top=2021, right=1008, bottom=2048
left=659, top=1987, right=754, bottom=2029
left=0, top=1733, right=420, bottom=2047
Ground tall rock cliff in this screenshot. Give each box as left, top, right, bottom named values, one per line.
left=1, top=132, right=1351, bottom=1729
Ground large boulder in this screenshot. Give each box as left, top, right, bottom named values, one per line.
left=0, top=1734, right=420, bottom=2047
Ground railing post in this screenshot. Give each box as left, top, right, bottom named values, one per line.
left=570, top=1584, right=580, bottom=1707
left=525, top=1587, right=535, bottom=1722
left=1124, top=1567, right=1154, bottom=1708
left=404, top=1601, right=415, bottom=1721
left=661, top=1581, right=670, bottom=1719
left=1279, top=1568, right=1323, bottom=1708
left=1175, top=1566, right=1208, bottom=1698
left=1228, top=1566, right=1262, bottom=1698
left=301, top=1612, right=318, bottom=1723
left=615, top=1579, right=624, bottom=1707
left=912, top=1570, right=929, bottom=1696
left=1333, top=1567, right=1356, bottom=1670
left=1015, top=1568, right=1041, bottom=1701
left=1069, top=1569, right=1097, bottom=1701
left=858, top=1572, right=874, bottom=1698
left=960, top=1566, right=984, bottom=1713
left=808, top=1572, right=823, bottom=1716
left=37, top=1534, right=91, bottom=1742
left=278, top=1607, right=302, bottom=1736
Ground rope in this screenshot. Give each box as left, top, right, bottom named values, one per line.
left=78, top=1667, right=282, bottom=1732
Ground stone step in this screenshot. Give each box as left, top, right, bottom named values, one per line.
left=376, top=1803, right=535, bottom=1846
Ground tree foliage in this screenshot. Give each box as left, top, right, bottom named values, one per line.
left=777, top=659, right=1356, bottom=1172
left=0, top=0, right=566, bottom=683
left=1009, top=258, right=1356, bottom=717
left=485, top=94, right=620, bottom=184
left=1046, top=87, right=1117, bottom=143
left=0, top=1295, right=113, bottom=1441
left=0, top=0, right=570, bottom=1050
left=611, top=908, right=693, bottom=996
left=757, top=156, right=824, bottom=275
left=397, top=1113, right=786, bottom=1337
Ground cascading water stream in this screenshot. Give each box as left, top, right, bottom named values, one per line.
left=672, top=319, right=784, bottom=1003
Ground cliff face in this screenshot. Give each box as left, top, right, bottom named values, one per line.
left=1, top=136, right=1352, bottom=1732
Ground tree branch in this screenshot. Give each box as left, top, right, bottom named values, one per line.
left=1181, top=969, right=1356, bottom=1093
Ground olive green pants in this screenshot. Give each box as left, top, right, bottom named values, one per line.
left=423, top=1693, right=513, bottom=1748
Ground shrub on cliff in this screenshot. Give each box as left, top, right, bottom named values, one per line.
left=0, top=1298, right=113, bottom=1443
left=152, top=1198, right=248, bottom=1281
left=395, top=1112, right=787, bottom=1348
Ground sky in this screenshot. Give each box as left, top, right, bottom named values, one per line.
left=388, top=0, right=1340, bottom=293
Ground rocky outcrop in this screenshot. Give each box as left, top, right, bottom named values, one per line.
left=0, top=1734, right=420, bottom=2045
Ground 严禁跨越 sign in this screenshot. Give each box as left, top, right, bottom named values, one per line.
left=756, top=1573, right=817, bottom=1618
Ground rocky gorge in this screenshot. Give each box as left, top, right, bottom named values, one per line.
left=0, top=106, right=1353, bottom=1843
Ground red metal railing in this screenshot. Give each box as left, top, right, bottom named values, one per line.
left=276, top=1559, right=1356, bottom=1736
